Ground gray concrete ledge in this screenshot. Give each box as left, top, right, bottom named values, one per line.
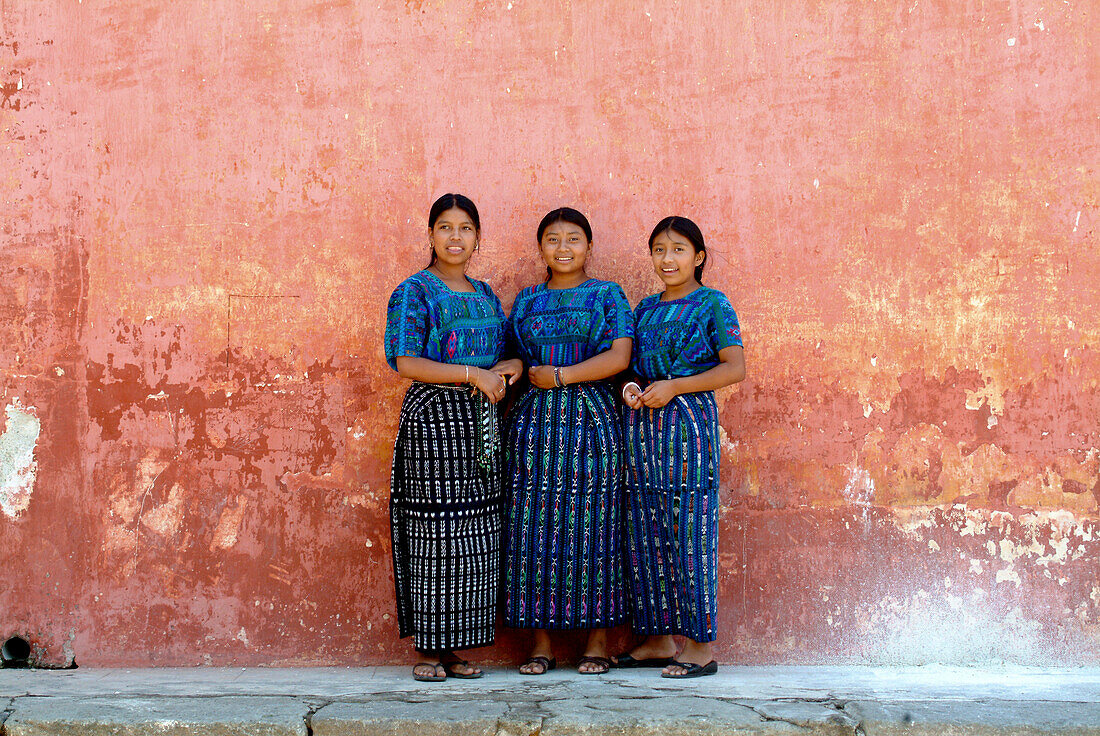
left=2, top=666, right=1099, bottom=736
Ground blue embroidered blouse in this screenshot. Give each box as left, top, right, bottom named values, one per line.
left=631, top=287, right=742, bottom=381
left=509, top=279, right=633, bottom=367
left=384, top=270, right=506, bottom=371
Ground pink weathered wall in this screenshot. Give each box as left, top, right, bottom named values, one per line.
left=1, top=0, right=1097, bottom=666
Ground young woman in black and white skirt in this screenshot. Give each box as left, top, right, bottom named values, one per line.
left=384, top=193, right=522, bottom=681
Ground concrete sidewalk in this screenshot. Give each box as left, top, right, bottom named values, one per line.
left=2, top=665, right=1099, bottom=735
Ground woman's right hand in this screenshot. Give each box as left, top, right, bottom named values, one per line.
left=471, top=366, right=508, bottom=404
left=622, top=381, right=644, bottom=409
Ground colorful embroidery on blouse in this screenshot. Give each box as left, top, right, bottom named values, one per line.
left=508, top=279, right=633, bottom=367
left=384, top=271, right=506, bottom=371
left=631, top=287, right=742, bottom=381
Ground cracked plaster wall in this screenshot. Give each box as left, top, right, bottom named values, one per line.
left=0, top=0, right=1097, bottom=666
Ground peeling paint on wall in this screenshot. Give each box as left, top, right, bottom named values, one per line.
left=0, top=398, right=41, bottom=520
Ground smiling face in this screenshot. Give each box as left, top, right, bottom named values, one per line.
left=429, top=207, right=479, bottom=267
left=540, top=220, right=591, bottom=277
left=650, top=228, right=705, bottom=289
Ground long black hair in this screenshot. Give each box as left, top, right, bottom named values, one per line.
left=427, top=193, right=480, bottom=267
left=648, top=216, right=707, bottom=284
left=537, top=207, right=592, bottom=281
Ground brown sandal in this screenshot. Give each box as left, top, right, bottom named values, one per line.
left=578, top=655, right=612, bottom=674
left=412, top=662, right=446, bottom=682
left=519, top=655, right=557, bottom=675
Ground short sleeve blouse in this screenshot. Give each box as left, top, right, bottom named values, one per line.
left=631, top=287, right=742, bottom=381
left=508, top=279, right=633, bottom=367
left=384, top=270, right=506, bottom=371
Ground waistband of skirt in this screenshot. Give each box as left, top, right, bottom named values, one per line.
left=529, top=380, right=614, bottom=390
left=411, top=381, right=471, bottom=391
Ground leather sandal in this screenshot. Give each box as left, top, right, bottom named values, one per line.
left=578, top=655, right=612, bottom=674
left=441, top=658, right=483, bottom=679
left=661, top=660, right=718, bottom=679
left=412, top=662, right=446, bottom=682
left=519, top=655, right=556, bottom=675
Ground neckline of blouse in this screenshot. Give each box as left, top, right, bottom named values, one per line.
left=422, top=269, right=480, bottom=295
left=657, top=286, right=707, bottom=304
left=543, top=277, right=596, bottom=292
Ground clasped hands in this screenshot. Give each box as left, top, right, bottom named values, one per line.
left=471, top=358, right=524, bottom=403
left=621, top=379, right=678, bottom=409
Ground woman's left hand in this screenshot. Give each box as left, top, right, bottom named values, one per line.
left=528, top=365, right=558, bottom=389
left=470, top=367, right=508, bottom=403
left=491, top=358, right=525, bottom=386
left=640, top=379, right=679, bottom=408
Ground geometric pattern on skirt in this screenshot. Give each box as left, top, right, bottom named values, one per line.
left=504, top=382, right=627, bottom=630
left=390, top=382, right=503, bottom=653
left=623, top=391, right=720, bottom=642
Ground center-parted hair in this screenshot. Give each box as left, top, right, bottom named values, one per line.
left=537, top=207, right=592, bottom=281
left=648, top=215, right=707, bottom=284
left=427, top=193, right=481, bottom=267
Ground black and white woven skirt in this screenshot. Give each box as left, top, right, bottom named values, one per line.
left=390, top=381, right=503, bottom=653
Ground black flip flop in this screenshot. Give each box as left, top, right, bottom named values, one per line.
left=412, top=663, right=446, bottom=682
left=441, top=659, right=483, bottom=679
left=577, top=655, right=612, bottom=674
left=661, top=660, right=718, bottom=679
left=613, top=653, right=675, bottom=669
left=519, top=655, right=557, bottom=675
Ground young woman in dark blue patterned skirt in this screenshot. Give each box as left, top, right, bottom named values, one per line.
left=616, top=216, right=746, bottom=679
left=503, top=208, right=633, bottom=675
left=384, top=194, right=522, bottom=681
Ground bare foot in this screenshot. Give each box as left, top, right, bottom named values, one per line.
left=662, top=640, right=713, bottom=676
left=441, top=657, right=481, bottom=677
left=579, top=628, right=610, bottom=673
left=412, top=661, right=445, bottom=681
left=519, top=630, right=554, bottom=675
left=615, top=635, right=677, bottom=664
left=519, top=653, right=555, bottom=674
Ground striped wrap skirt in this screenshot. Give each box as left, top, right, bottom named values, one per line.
left=504, top=382, right=627, bottom=630
left=390, top=382, right=503, bottom=653
left=623, top=390, right=720, bottom=642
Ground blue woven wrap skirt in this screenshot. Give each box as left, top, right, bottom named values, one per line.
left=623, top=390, right=720, bottom=642
left=390, top=382, right=503, bottom=653
left=504, top=382, right=627, bottom=630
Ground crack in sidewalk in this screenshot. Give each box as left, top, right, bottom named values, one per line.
left=725, top=696, right=863, bottom=734
left=1, top=696, right=16, bottom=733
left=303, top=699, right=330, bottom=736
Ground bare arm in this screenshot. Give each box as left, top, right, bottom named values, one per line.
left=528, top=338, right=633, bottom=389
left=640, top=345, right=745, bottom=408
left=393, top=356, right=509, bottom=403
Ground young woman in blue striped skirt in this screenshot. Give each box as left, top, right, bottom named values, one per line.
left=504, top=207, right=633, bottom=675
left=385, top=194, right=522, bottom=681
left=617, top=216, right=746, bottom=679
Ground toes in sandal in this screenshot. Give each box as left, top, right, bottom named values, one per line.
left=519, top=655, right=557, bottom=675
left=442, top=659, right=483, bottom=679
left=412, top=663, right=446, bottom=682
left=661, top=660, right=718, bottom=679
left=578, top=655, right=612, bottom=674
